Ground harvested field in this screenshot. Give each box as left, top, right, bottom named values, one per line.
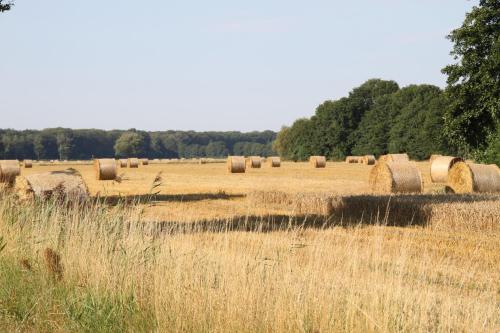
left=1, top=160, right=498, bottom=332
left=12, top=161, right=480, bottom=221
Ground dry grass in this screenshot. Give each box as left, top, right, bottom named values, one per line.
left=1, top=161, right=499, bottom=332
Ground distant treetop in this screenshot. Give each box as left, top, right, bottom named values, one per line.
left=0, top=0, right=13, bottom=12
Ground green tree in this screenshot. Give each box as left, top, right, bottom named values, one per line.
left=388, top=85, right=449, bottom=159
left=56, top=130, right=75, bottom=160
left=310, top=79, right=399, bottom=159
left=277, top=118, right=315, bottom=161
left=273, top=126, right=291, bottom=158
left=114, top=131, right=150, bottom=158
left=0, top=0, right=13, bottom=12
left=33, top=133, right=58, bottom=160
left=149, top=135, right=167, bottom=158
left=483, top=126, right=500, bottom=163
left=442, top=0, right=500, bottom=162
left=351, top=95, right=394, bottom=157
left=205, top=141, right=228, bottom=157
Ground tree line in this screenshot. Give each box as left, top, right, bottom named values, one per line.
left=274, top=1, right=499, bottom=164
left=273, top=80, right=452, bottom=161
left=0, top=129, right=276, bottom=160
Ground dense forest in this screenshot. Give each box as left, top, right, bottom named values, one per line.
left=0, top=129, right=276, bottom=160
left=273, top=80, right=452, bottom=161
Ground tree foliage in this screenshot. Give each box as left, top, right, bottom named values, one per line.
left=0, top=0, right=13, bottom=12
left=309, top=79, right=399, bottom=159
left=441, top=0, right=500, bottom=163
left=0, top=128, right=276, bottom=160
left=277, top=80, right=452, bottom=161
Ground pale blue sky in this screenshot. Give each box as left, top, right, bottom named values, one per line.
left=0, top=0, right=477, bottom=132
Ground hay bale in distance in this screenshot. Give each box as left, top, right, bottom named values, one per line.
left=379, top=153, right=409, bottom=163
left=448, top=162, right=500, bottom=193
left=128, top=158, right=139, bottom=168
left=362, top=155, right=376, bottom=165
left=15, top=169, right=89, bottom=201
left=141, top=158, right=149, bottom=166
left=310, top=156, right=326, bottom=168
left=369, top=161, right=423, bottom=194
left=94, top=159, right=117, bottom=180
left=345, top=156, right=361, bottom=163
left=0, top=160, right=21, bottom=184
left=24, top=160, right=33, bottom=168
left=248, top=156, right=261, bottom=168
left=430, top=156, right=463, bottom=183
left=268, top=156, right=281, bottom=168
left=227, top=156, right=246, bottom=173
left=119, top=159, right=128, bottom=168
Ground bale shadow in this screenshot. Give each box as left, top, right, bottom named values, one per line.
left=144, top=193, right=499, bottom=236
left=96, top=192, right=245, bottom=205
left=326, top=193, right=500, bottom=227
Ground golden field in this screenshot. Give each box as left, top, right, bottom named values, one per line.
left=20, top=161, right=444, bottom=222
left=1, top=160, right=499, bottom=332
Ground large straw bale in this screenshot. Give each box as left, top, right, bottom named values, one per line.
left=227, top=156, right=246, bottom=173
left=24, top=160, right=33, bottom=168
left=362, top=155, right=376, bottom=165
left=369, top=161, right=423, bottom=193
left=0, top=160, right=21, bottom=184
left=268, top=156, right=281, bottom=168
left=119, top=159, right=128, bottom=167
left=430, top=156, right=463, bottom=183
left=448, top=162, right=500, bottom=193
left=248, top=156, right=261, bottom=168
left=15, top=169, right=89, bottom=201
left=378, top=153, right=409, bottom=163
left=345, top=156, right=362, bottom=163
left=94, top=159, right=117, bottom=180
left=141, top=158, right=149, bottom=166
left=128, top=158, right=139, bottom=168
left=310, top=156, right=326, bottom=168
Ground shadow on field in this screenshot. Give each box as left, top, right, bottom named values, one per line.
left=326, top=194, right=499, bottom=226
left=97, top=192, right=245, bottom=205
left=146, top=193, right=499, bottom=235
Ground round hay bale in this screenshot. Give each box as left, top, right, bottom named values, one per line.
left=429, top=154, right=442, bottom=162
left=268, top=156, right=281, bottom=168
left=141, top=158, right=149, bottom=166
left=363, top=155, right=376, bottom=165
left=345, top=156, right=360, bottom=163
left=227, top=156, right=246, bottom=173
left=24, top=160, right=33, bottom=168
left=369, top=161, right=423, bottom=193
left=15, top=169, right=89, bottom=201
left=430, top=156, right=463, bottom=183
left=94, top=159, right=117, bottom=180
left=448, top=162, right=500, bottom=193
left=119, top=159, right=128, bottom=168
left=310, top=156, right=326, bottom=168
left=248, top=156, right=261, bottom=168
left=128, top=158, right=139, bottom=168
left=0, top=160, right=21, bottom=184
left=379, top=153, right=409, bottom=163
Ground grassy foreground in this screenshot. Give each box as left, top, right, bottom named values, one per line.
left=0, top=193, right=499, bottom=332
